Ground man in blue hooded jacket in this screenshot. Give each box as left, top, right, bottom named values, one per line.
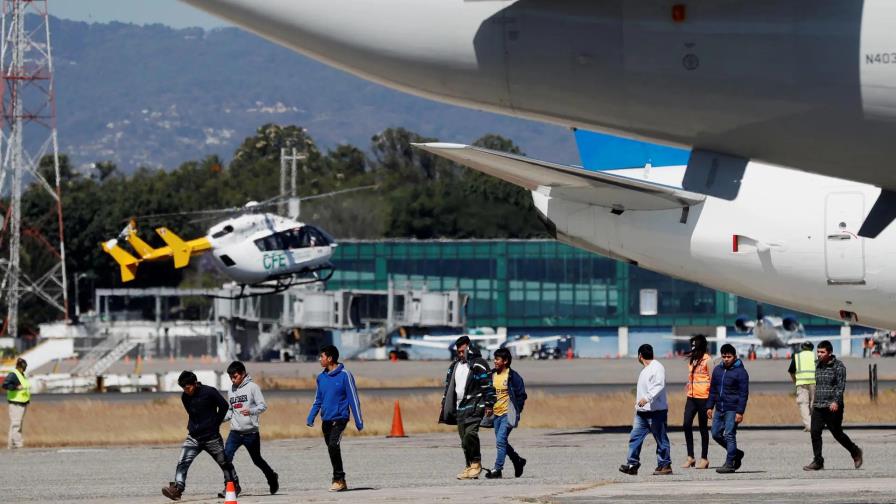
left=307, top=345, right=364, bottom=492
left=706, top=344, right=749, bottom=474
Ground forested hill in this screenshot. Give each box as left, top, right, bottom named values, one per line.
left=48, top=16, right=577, bottom=172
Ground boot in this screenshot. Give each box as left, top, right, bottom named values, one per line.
left=512, top=457, right=527, bottom=478
left=716, top=464, right=736, bottom=474
left=269, top=472, right=279, bottom=494
left=681, top=456, right=695, bottom=468
left=485, top=468, right=503, bottom=479
left=653, top=465, right=673, bottom=475
left=803, top=460, right=824, bottom=471
left=733, top=450, right=745, bottom=470
left=456, top=464, right=470, bottom=479
left=853, top=447, right=863, bottom=469
left=618, top=463, right=639, bottom=475
left=464, top=461, right=483, bottom=479
left=329, top=479, right=347, bottom=492
left=696, top=458, right=710, bottom=469
left=162, top=482, right=183, bottom=501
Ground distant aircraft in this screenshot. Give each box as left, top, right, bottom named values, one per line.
left=183, top=0, right=896, bottom=329
left=395, top=332, right=570, bottom=359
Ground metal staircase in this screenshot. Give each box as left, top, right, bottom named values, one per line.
left=71, top=335, right=141, bottom=377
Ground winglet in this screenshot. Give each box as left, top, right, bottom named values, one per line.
left=155, top=228, right=191, bottom=268
left=101, top=239, right=139, bottom=282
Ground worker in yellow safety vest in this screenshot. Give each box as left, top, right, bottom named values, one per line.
left=3, top=358, right=30, bottom=449
left=788, top=342, right=815, bottom=431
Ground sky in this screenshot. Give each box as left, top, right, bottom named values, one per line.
left=50, top=0, right=230, bottom=29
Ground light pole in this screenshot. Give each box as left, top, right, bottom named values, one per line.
left=73, top=272, right=89, bottom=319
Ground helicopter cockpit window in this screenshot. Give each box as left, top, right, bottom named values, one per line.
left=254, top=233, right=285, bottom=252
left=303, top=226, right=332, bottom=247
left=211, top=225, right=234, bottom=239
left=254, top=227, right=332, bottom=252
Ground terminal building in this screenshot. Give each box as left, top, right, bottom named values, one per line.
left=328, top=239, right=864, bottom=357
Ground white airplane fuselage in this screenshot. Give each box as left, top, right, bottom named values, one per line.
left=182, top=0, right=896, bottom=328
left=539, top=161, right=894, bottom=328
left=184, top=0, right=896, bottom=189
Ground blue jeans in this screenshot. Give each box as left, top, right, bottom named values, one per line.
left=710, top=410, right=739, bottom=465
left=627, top=410, right=671, bottom=467
left=224, top=431, right=277, bottom=483
left=493, top=414, right=520, bottom=471
left=175, top=434, right=238, bottom=490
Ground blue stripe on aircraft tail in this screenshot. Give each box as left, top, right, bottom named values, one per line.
left=574, top=129, right=690, bottom=171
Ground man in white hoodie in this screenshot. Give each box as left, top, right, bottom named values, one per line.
left=221, top=361, right=279, bottom=497
left=619, top=344, right=672, bottom=476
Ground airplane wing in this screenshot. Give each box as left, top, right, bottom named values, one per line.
left=394, top=338, right=451, bottom=350
left=664, top=335, right=764, bottom=346
left=413, top=143, right=705, bottom=211
left=488, top=336, right=565, bottom=351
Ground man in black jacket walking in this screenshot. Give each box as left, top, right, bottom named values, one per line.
left=803, top=340, right=863, bottom=471
left=163, top=371, right=239, bottom=501
left=438, top=336, right=495, bottom=480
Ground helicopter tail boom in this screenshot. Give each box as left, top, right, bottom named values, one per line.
left=101, top=239, right=140, bottom=282
left=155, top=227, right=211, bottom=269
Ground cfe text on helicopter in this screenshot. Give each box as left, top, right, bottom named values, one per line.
left=100, top=186, right=375, bottom=298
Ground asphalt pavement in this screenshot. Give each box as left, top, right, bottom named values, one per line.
left=1, top=427, right=893, bottom=503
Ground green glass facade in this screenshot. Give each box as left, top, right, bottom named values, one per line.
left=329, top=240, right=834, bottom=328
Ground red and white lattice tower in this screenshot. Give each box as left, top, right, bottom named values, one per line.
left=0, top=0, right=67, bottom=338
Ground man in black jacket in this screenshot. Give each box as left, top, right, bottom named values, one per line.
left=438, top=335, right=495, bottom=480
left=803, top=340, right=863, bottom=471
left=162, top=371, right=239, bottom=501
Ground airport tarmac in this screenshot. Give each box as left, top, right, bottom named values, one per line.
left=2, top=427, right=893, bottom=503
left=38, top=356, right=896, bottom=385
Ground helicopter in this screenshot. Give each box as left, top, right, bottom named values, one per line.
left=100, top=186, right=374, bottom=298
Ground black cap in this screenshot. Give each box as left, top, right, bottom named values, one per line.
left=801, top=341, right=814, bottom=351
left=454, top=335, right=471, bottom=348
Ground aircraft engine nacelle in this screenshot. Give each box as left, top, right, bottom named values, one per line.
left=734, top=316, right=754, bottom=333
left=782, top=317, right=801, bottom=333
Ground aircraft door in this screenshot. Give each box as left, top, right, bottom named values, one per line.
left=824, top=192, right=865, bottom=284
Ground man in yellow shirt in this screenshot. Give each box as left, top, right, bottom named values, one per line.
left=485, top=348, right=528, bottom=479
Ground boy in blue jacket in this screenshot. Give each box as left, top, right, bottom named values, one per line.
left=306, top=345, right=364, bottom=492
left=485, top=347, right=528, bottom=479
left=706, top=344, right=749, bottom=474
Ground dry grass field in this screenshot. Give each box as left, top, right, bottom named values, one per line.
left=2, top=390, right=893, bottom=448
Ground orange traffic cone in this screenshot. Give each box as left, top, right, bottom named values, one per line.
left=386, top=400, right=408, bottom=438
left=224, top=481, right=238, bottom=504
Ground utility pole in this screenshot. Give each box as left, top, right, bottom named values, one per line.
left=280, top=147, right=307, bottom=218
left=0, top=1, right=68, bottom=338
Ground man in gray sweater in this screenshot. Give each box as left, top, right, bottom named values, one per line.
left=221, top=361, right=278, bottom=496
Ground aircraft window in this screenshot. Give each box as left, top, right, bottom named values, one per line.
left=254, top=227, right=332, bottom=251
left=211, top=225, right=234, bottom=239
left=305, top=226, right=332, bottom=247
left=254, top=233, right=286, bottom=252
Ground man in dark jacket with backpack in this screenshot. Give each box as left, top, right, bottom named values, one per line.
left=438, top=335, right=495, bottom=480
left=484, top=347, right=527, bottom=479
left=706, top=344, right=749, bottom=474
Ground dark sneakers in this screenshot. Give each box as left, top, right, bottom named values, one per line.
left=618, top=463, right=639, bottom=475
left=716, top=464, right=736, bottom=474
left=512, top=457, right=527, bottom=478
left=733, top=450, right=745, bottom=470
left=162, top=482, right=183, bottom=501
left=485, top=468, right=503, bottom=479
left=652, top=465, right=673, bottom=475
left=853, top=448, right=863, bottom=469
left=269, top=472, right=280, bottom=494
left=803, top=461, right=824, bottom=471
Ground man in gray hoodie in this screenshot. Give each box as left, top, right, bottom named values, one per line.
left=221, top=361, right=278, bottom=496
